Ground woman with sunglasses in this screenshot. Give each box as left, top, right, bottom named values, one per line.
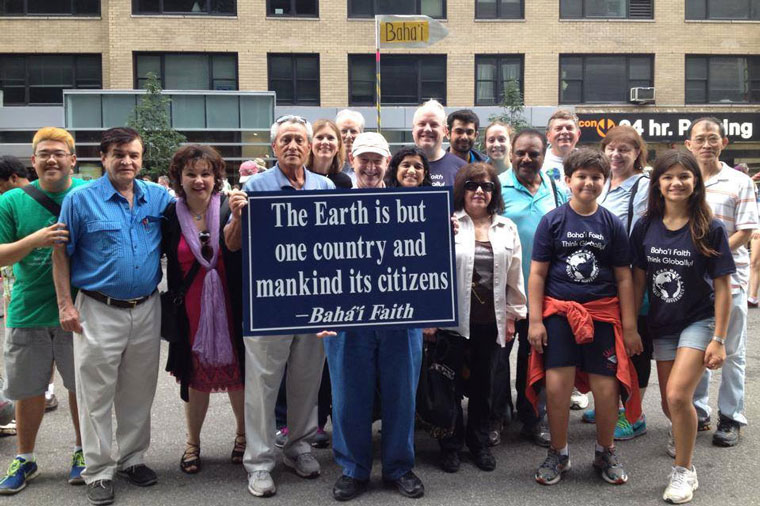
left=162, top=144, right=245, bottom=475
left=436, top=162, right=527, bottom=473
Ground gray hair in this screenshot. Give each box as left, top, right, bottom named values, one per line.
left=413, top=99, right=446, bottom=125
left=270, top=116, right=313, bottom=143
left=335, top=109, right=366, bottom=131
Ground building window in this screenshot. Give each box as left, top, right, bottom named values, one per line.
left=686, top=55, right=760, bottom=103
left=0, top=54, right=101, bottom=105
left=0, top=0, right=99, bottom=15
left=267, top=0, right=317, bottom=16
left=475, top=0, right=522, bottom=19
left=134, top=53, right=238, bottom=90
left=267, top=54, right=320, bottom=105
left=133, top=0, right=235, bottom=15
left=349, top=54, right=446, bottom=106
left=559, top=54, right=653, bottom=104
left=348, top=0, right=445, bottom=19
left=560, top=0, right=653, bottom=19
left=475, top=55, right=523, bottom=105
left=686, top=0, right=760, bottom=19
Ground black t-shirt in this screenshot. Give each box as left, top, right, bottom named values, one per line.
left=532, top=203, right=630, bottom=303
left=631, top=217, right=735, bottom=336
left=429, top=152, right=466, bottom=187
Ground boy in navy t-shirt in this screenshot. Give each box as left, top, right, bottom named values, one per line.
left=527, top=149, right=642, bottom=486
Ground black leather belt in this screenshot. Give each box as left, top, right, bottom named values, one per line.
left=81, top=289, right=156, bottom=309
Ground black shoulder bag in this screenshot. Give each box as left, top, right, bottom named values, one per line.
left=627, top=175, right=648, bottom=235
left=160, top=260, right=201, bottom=343
left=21, top=185, right=61, bottom=218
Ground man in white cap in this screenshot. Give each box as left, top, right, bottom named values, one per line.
left=349, top=132, right=392, bottom=189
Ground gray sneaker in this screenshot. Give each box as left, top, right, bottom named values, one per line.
left=247, top=471, right=276, bottom=497
left=593, top=446, right=628, bottom=485
left=86, top=479, right=114, bottom=506
left=283, top=452, right=321, bottom=479
left=535, top=447, right=571, bottom=485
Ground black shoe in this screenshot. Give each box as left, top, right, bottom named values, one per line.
left=384, top=471, right=424, bottom=498
left=117, top=464, right=157, bottom=487
left=332, top=475, right=368, bottom=501
left=521, top=422, right=551, bottom=448
left=472, top=448, right=496, bottom=472
left=713, top=414, right=741, bottom=447
left=697, top=415, right=711, bottom=431
left=439, top=449, right=460, bottom=473
left=86, top=479, right=114, bottom=506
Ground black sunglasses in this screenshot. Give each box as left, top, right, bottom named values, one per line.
left=199, top=231, right=213, bottom=261
left=464, top=180, right=495, bottom=193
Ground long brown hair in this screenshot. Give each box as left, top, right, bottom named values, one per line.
left=645, top=150, right=717, bottom=256
left=307, top=119, right=345, bottom=175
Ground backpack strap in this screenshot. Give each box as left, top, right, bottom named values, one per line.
left=627, top=175, right=648, bottom=235
left=548, top=176, right=560, bottom=208
left=20, top=185, right=61, bottom=218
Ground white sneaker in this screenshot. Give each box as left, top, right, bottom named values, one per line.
left=666, top=427, right=676, bottom=458
left=663, top=466, right=698, bottom=504
left=248, top=471, right=276, bottom=497
left=570, top=388, right=589, bottom=410
left=283, top=452, right=321, bottom=478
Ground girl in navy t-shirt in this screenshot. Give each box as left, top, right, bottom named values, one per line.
left=630, top=150, right=734, bottom=504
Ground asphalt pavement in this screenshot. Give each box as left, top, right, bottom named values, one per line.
left=1, top=306, right=759, bottom=506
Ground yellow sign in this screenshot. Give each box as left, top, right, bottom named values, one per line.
left=380, top=21, right=429, bottom=44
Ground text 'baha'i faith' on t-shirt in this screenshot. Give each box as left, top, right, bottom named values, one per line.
left=531, top=203, right=630, bottom=303
left=429, top=152, right=467, bottom=187
left=630, top=217, right=735, bottom=337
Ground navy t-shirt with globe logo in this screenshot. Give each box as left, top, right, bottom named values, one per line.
left=630, top=217, right=735, bottom=337
left=532, top=203, right=630, bottom=303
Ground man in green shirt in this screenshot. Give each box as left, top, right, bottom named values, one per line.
left=0, top=127, right=87, bottom=495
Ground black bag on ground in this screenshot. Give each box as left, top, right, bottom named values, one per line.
left=416, top=329, right=462, bottom=439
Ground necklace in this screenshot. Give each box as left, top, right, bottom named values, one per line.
left=192, top=211, right=203, bottom=221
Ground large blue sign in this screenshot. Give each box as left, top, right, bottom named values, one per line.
left=242, top=187, right=458, bottom=336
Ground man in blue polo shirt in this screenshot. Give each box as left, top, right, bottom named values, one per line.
left=53, top=127, right=172, bottom=506
left=500, top=129, right=566, bottom=448
left=225, top=115, right=334, bottom=499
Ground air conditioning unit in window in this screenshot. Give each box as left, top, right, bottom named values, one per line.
left=630, top=87, right=655, bottom=104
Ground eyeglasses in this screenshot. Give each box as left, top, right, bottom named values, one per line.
left=691, top=135, right=723, bottom=146
left=464, top=180, right=495, bottom=193
left=35, top=151, right=72, bottom=160
left=275, top=115, right=308, bottom=125
left=199, top=231, right=213, bottom=261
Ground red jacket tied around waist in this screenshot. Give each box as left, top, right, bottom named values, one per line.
left=526, top=296, right=642, bottom=424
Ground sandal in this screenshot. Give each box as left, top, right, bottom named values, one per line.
left=231, top=433, right=246, bottom=464
left=180, top=442, right=201, bottom=474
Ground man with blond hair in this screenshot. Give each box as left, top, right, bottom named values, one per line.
left=412, top=99, right=466, bottom=186
left=0, top=127, right=87, bottom=495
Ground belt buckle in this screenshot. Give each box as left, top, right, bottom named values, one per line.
left=126, top=298, right=139, bottom=308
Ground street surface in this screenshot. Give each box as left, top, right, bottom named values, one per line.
left=1, top=306, right=758, bottom=506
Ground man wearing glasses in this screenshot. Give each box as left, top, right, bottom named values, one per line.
left=686, top=117, right=759, bottom=448
left=226, top=115, right=334, bottom=498
left=0, top=128, right=87, bottom=495
left=53, top=127, right=173, bottom=506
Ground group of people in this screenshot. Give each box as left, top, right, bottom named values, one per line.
left=0, top=102, right=757, bottom=506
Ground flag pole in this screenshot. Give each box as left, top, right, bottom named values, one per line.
left=375, top=16, right=381, bottom=134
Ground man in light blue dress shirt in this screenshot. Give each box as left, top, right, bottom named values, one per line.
left=53, top=127, right=172, bottom=506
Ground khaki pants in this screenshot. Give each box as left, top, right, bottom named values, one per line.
left=73, top=291, right=161, bottom=483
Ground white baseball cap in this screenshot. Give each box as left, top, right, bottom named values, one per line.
left=352, top=132, right=390, bottom=158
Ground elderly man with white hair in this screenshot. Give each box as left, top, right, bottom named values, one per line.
left=225, top=115, right=335, bottom=498
left=335, top=109, right=365, bottom=181
left=412, top=99, right=466, bottom=186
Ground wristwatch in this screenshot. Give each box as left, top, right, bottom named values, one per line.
left=711, top=336, right=726, bottom=345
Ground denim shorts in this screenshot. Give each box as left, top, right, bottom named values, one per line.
left=652, top=317, right=715, bottom=362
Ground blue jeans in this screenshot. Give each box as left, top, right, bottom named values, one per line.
left=324, top=328, right=423, bottom=481
left=693, top=289, right=748, bottom=425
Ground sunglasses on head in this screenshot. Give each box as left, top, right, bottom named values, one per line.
left=464, top=180, right=495, bottom=193
left=275, top=114, right=308, bottom=125
left=199, top=231, right=213, bottom=261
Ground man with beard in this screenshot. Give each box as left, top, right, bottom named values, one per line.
left=447, top=109, right=485, bottom=163
left=335, top=109, right=365, bottom=182
left=412, top=100, right=466, bottom=187
left=499, top=129, right=566, bottom=448
left=686, top=117, right=759, bottom=447
left=542, top=109, right=581, bottom=199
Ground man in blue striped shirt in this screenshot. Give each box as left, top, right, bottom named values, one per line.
left=53, top=127, right=172, bottom=506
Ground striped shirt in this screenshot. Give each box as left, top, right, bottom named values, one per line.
left=60, top=175, right=173, bottom=300
left=704, top=162, right=759, bottom=292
